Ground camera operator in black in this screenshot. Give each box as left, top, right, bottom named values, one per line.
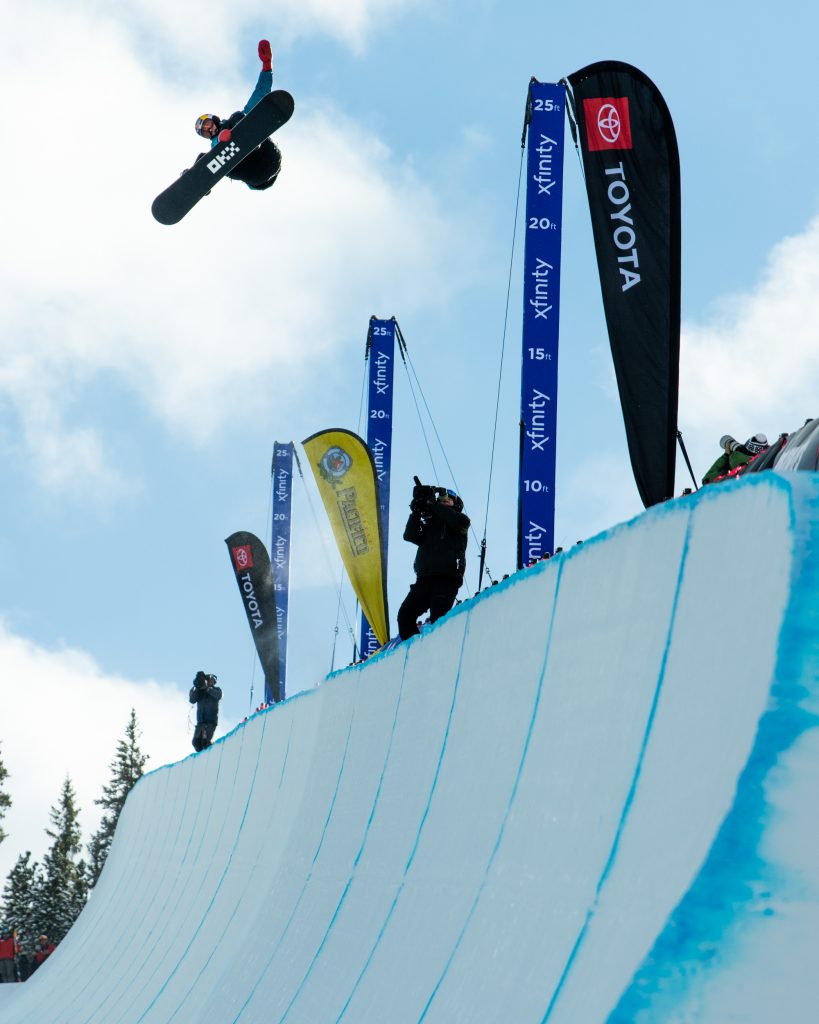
left=397, top=481, right=470, bottom=641
left=189, top=671, right=223, bottom=752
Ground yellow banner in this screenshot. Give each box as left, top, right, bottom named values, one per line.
left=302, top=429, right=390, bottom=646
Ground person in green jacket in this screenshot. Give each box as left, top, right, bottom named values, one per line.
left=702, top=433, right=767, bottom=484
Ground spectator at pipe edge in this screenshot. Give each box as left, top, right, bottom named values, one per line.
left=702, top=433, right=768, bottom=485
left=31, top=935, right=55, bottom=973
left=0, top=928, right=20, bottom=983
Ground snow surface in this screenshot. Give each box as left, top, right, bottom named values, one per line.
left=2, top=471, right=818, bottom=1023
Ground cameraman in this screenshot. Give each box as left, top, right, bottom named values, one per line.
left=397, top=481, right=470, bottom=641
left=189, top=671, right=223, bottom=752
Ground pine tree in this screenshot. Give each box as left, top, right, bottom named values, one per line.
left=0, top=741, right=10, bottom=844
left=1, top=852, right=41, bottom=952
left=87, top=709, right=149, bottom=887
left=36, top=776, right=88, bottom=943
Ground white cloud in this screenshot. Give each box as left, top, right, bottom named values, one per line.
left=680, top=214, right=819, bottom=475
left=0, top=9, right=476, bottom=498
left=260, top=0, right=431, bottom=54
left=0, top=622, right=222, bottom=885
left=22, top=0, right=427, bottom=64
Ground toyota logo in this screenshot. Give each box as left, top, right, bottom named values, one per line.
left=597, top=104, right=621, bottom=144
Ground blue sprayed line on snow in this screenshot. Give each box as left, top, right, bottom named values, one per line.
left=80, top=742, right=222, bottom=1024
left=231, top=681, right=361, bottom=1023
left=133, top=717, right=264, bottom=1024
left=165, top=713, right=298, bottom=1024
left=48, top=766, right=177, bottom=1024
left=608, top=475, right=819, bottom=1023
left=276, top=643, right=412, bottom=1023
left=416, top=557, right=566, bottom=1021
left=334, top=614, right=472, bottom=1024
left=540, top=503, right=697, bottom=1023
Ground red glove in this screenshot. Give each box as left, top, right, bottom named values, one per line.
left=259, top=39, right=272, bottom=72
left=218, top=128, right=232, bottom=143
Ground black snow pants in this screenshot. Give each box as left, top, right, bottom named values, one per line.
left=192, top=722, right=216, bottom=752
left=397, top=575, right=461, bottom=640
left=228, top=139, right=282, bottom=190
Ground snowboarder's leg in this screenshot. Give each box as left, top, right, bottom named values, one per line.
left=249, top=140, right=282, bottom=189
left=228, top=140, right=281, bottom=190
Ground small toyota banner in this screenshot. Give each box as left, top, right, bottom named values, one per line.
left=225, top=530, right=282, bottom=704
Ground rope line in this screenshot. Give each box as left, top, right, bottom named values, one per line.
left=480, top=143, right=527, bottom=586
left=395, top=327, right=478, bottom=599
left=395, top=329, right=441, bottom=484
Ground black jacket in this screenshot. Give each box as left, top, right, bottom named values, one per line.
left=189, top=683, right=222, bottom=725
left=404, top=502, right=470, bottom=582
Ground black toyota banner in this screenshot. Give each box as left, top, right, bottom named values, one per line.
left=225, top=530, right=282, bottom=704
left=567, top=61, right=681, bottom=507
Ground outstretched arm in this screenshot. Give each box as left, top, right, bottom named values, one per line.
left=243, top=40, right=274, bottom=113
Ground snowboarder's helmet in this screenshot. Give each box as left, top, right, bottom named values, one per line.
left=195, top=113, right=221, bottom=137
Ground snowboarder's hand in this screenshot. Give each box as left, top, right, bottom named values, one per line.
left=218, top=128, right=232, bottom=143
left=259, top=39, right=273, bottom=72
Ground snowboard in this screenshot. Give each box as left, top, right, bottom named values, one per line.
left=151, top=89, right=295, bottom=225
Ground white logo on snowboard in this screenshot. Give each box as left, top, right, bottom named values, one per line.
left=207, top=142, right=241, bottom=175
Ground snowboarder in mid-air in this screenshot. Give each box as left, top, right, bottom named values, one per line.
left=194, top=39, right=282, bottom=191
left=151, top=39, right=293, bottom=224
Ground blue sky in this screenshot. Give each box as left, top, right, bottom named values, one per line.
left=2, top=0, right=818, bottom=879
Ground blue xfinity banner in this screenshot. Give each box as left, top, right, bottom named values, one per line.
left=518, top=80, right=565, bottom=569
left=360, top=316, right=396, bottom=657
left=270, top=441, right=294, bottom=699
